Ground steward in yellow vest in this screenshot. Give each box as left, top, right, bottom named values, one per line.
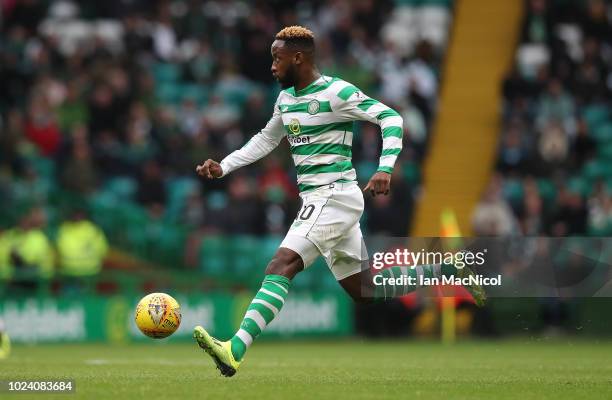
left=56, top=211, right=108, bottom=277
left=0, top=208, right=54, bottom=282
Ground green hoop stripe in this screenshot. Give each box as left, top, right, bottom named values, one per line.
left=337, top=85, right=359, bottom=101
left=291, top=143, right=352, bottom=157
left=297, top=179, right=354, bottom=192
left=296, top=160, right=353, bottom=176
left=284, top=121, right=353, bottom=136
left=241, top=318, right=262, bottom=337
left=377, top=109, right=401, bottom=120
left=279, top=101, right=332, bottom=114
left=248, top=302, right=275, bottom=322
left=357, top=99, right=379, bottom=112
left=382, top=126, right=403, bottom=138
left=381, top=148, right=402, bottom=157
left=285, top=77, right=338, bottom=97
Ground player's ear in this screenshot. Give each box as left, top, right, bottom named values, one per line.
left=294, top=51, right=304, bottom=65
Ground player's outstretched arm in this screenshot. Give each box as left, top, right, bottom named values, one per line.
left=195, top=97, right=285, bottom=179
left=196, top=159, right=223, bottom=179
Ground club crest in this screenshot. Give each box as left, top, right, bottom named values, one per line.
left=307, top=99, right=320, bottom=115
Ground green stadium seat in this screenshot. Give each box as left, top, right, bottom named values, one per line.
left=119, top=204, right=150, bottom=253
left=28, top=156, right=55, bottom=182
left=582, top=159, right=606, bottom=182
left=290, top=266, right=316, bottom=291
left=156, top=82, right=183, bottom=105
left=180, top=84, right=209, bottom=106
left=207, top=191, right=228, bottom=211
left=536, top=179, right=557, bottom=203
left=502, top=179, right=524, bottom=206
left=403, top=162, right=421, bottom=185
left=567, top=176, right=590, bottom=197
left=308, top=258, right=336, bottom=292
left=199, top=236, right=230, bottom=278
left=356, top=161, right=378, bottom=183
left=125, top=222, right=148, bottom=258
left=582, top=105, right=609, bottom=129
left=423, top=0, right=453, bottom=7
left=231, top=235, right=260, bottom=285
left=105, top=177, right=137, bottom=201
left=597, top=142, right=612, bottom=161
left=89, top=192, right=121, bottom=234
left=152, top=63, right=181, bottom=82
left=165, top=177, right=199, bottom=222
left=592, top=123, right=612, bottom=144
left=150, top=223, right=187, bottom=266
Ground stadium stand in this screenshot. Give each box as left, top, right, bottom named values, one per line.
left=0, top=0, right=454, bottom=292
left=482, top=0, right=612, bottom=237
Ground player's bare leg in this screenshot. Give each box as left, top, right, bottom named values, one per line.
left=194, top=248, right=303, bottom=377
left=338, top=271, right=374, bottom=303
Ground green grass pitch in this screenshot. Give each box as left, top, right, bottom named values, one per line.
left=1, top=340, right=611, bottom=399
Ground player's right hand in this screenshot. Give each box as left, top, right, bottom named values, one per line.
left=196, top=159, right=223, bottom=179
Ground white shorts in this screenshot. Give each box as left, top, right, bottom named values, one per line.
left=279, top=181, right=368, bottom=280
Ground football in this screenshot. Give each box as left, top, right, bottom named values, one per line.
left=134, top=293, right=181, bottom=339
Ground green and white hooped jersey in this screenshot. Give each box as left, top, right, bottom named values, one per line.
left=219, top=75, right=403, bottom=192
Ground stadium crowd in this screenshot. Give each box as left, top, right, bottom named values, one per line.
left=0, top=0, right=451, bottom=280
left=475, top=0, right=612, bottom=237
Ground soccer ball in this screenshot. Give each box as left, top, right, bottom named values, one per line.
left=135, top=293, right=181, bottom=339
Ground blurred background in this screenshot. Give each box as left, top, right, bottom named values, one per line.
left=0, top=0, right=611, bottom=344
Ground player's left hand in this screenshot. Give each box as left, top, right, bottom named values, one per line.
left=363, top=172, right=391, bottom=197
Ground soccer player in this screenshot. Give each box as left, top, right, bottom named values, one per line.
left=194, top=26, right=485, bottom=377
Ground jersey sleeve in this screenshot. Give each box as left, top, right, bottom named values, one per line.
left=334, top=84, right=403, bottom=174
left=219, top=97, right=285, bottom=177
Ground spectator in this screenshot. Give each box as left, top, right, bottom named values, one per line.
left=497, top=125, right=532, bottom=174
left=202, top=94, right=240, bottom=135
left=520, top=0, right=553, bottom=44
left=24, top=95, right=61, bottom=156
left=56, top=208, right=108, bottom=293
left=60, top=125, right=98, bottom=195
left=0, top=206, right=54, bottom=289
left=56, top=80, right=89, bottom=133
left=498, top=0, right=611, bottom=242
left=137, top=160, right=167, bottom=213
left=535, top=79, right=576, bottom=137
left=536, top=121, right=569, bottom=174
left=581, top=0, right=612, bottom=44
left=220, top=175, right=264, bottom=235
left=545, top=187, right=587, bottom=236
left=177, top=97, right=204, bottom=138
left=571, top=119, right=595, bottom=169
left=0, top=0, right=452, bottom=268
left=472, top=176, right=518, bottom=236
left=587, top=181, right=612, bottom=235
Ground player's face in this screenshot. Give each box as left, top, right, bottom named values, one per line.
left=271, top=40, right=298, bottom=89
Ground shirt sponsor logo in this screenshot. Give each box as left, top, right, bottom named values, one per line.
left=288, top=135, right=310, bottom=145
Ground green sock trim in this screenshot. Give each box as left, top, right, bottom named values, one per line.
left=230, top=337, right=246, bottom=361
left=230, top=274, right=291, bottom=361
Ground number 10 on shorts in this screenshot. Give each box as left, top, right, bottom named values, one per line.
left=290, top=199, right=326, bottom=234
